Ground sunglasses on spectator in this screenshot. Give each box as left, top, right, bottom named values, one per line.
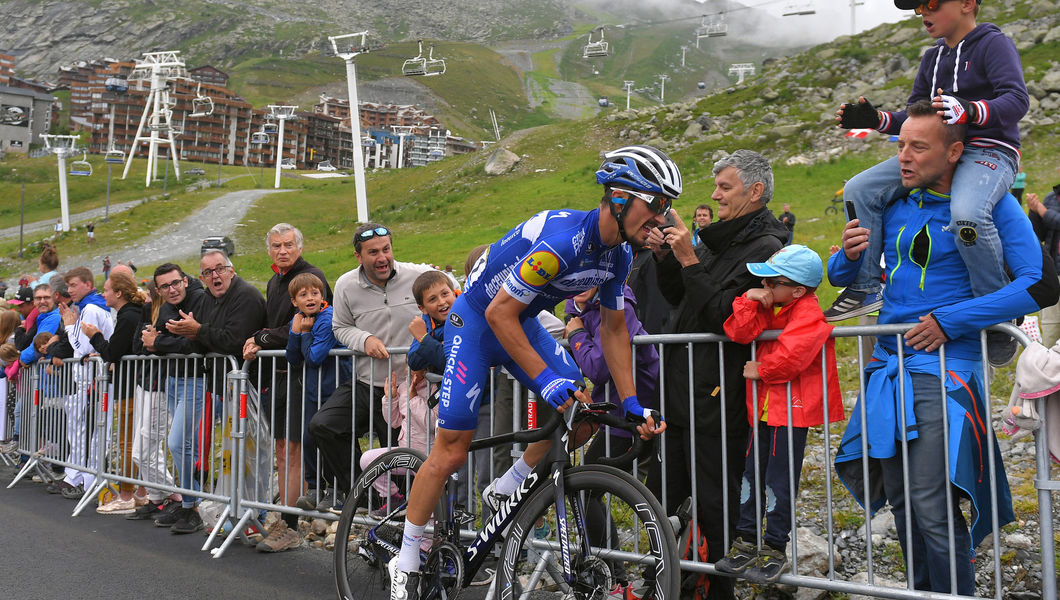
left=763, top=278, right=800, bottom=289
left=611, top=188, right=672, bottom=215
left=33, top=295, right=51, bottom=302
left=157, top=279, right=184, bottom=291
left=200, top=265, right=231, bottom=279
left=356, top=227, right=391, bottom=243
left=914, top=0, right=953, bottom=15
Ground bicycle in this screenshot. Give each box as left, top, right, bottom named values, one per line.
left=334, top=401, right=679, bottom=600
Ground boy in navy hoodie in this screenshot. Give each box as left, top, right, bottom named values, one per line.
left=829, top=0, right=1028, bottom=364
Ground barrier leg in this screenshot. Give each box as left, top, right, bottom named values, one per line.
left=71, top=477, right=108, bottom=517
left=201, top=505, right=233, bottom=551
left=210, top=509, right=257, bottom=558
left=8, top=455, right=41, bottom=488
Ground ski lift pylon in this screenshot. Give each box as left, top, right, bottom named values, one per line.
left=583, top=27, right=609, bottom=59
left=70, top=151, right=92, bottom=176
left=189, top=82, right=214, bottom=118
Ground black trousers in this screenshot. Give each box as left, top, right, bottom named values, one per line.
left=663, top=424, right=747, bottom=600
left=306, top=380, right=396, bottom=493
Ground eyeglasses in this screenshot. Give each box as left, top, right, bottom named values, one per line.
left=356, top=226, right=391, bottom=243
left=612, top=188, right=673, bottom=215
left=763, top=278, right=799, bottom=289
left=33, top=296, right=51, bottom=302
left=157, top=279, right=184, bottom=291
left=200, top=265, right=230, bottom=279
left=914, top=0, right=953, bottom=15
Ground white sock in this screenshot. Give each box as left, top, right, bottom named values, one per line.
left=397, top=521, right=426, bottom=572
left=495, top=457, right=532, bottom=496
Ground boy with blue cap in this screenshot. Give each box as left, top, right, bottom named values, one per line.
left=716, top=245, right=845, bottom=583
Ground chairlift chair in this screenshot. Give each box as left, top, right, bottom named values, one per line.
left=104, top=77, right=128, bottom=93
left=402, top=40, right=429, bottom=76
left=695, top=16, right=728, bottom=41
left=423, top=44, right=446, bottom=76
left=189, top=82, right=214, bottom=118
left=583, top=27, right=609, bottom=59
left=104, top=149, right=125, bottom=164
left=251, top=131, right=269, bottom=145
left=70, top=152, right=93, bottom=176
left=262, top=117, right=278, bottom=135
left=782, top=1, right=816, bottom=16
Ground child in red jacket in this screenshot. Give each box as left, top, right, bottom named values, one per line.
left=717, top=244, right=845, bottom=583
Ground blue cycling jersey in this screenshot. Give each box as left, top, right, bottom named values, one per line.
left=463, top=208, right=632, bottom=318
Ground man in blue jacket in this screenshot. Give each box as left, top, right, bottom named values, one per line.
left=829, top=100, right=1059, bottom=594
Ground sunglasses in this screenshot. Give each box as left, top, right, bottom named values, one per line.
left=914, top=0, right=953, bottom=15
left=612, top=188, right=673, bottom=215
left=763, top=278, right=800, bottom=289
left=356, top=226, right=391, bottom=243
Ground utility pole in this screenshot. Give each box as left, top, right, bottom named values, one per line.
left=659, top=74, right=669, bottom=105
left=330, top=32, right=372, bottom=223
left=623, top=81, right=634, bottom=111
left=268, top=105, right=297, bottom=189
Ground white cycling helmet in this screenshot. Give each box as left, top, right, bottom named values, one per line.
left=596, top=145, right=683, bottom=200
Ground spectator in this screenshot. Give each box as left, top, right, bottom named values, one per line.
left=37, top=246, right=59, bottom=288
left=1011, top=167, right=1026, bottom=203
left=81, top=271, right=147, bottom=514
left=716, top=245, right=844, bottom=583
left=830, top=101, right=1058, bottom=594
left=1027, top=182, right=1060, bottom=346
left=241, top=223, right=333, bottom=516
left=102, top=256, right=111, bottom=280
left=650, top=148, right=788, bottom=600
left=307, top=223, right=433, bottom=505
left=53, top=219, right=61, bottom=238
left=828, top=0, right=1029, bottom=372
left=778, top=203, right=796, bottom=244
left=390, top=145, right=672, bottom=596
left=258, top=272, right=348, bottom=552
left=86, top=221, right=95, bottom=243
left=17, top=285, right=61, bottom=365
left=57, top=267, right=115, bottom=500
left=690, top=203, right=713, bottom=247
left=140, top=263, right=207, bottom=533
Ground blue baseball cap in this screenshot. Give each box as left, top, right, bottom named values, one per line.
left=746, top=245, right=823, bottom=287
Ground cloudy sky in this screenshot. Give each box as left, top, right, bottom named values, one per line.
left=757, top=0, right=914, bottom=37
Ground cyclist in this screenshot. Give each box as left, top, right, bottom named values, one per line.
left=389, top=145, right=678, bottom=600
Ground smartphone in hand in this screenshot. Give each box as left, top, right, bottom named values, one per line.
left=845, top=200, right=857, bottom=222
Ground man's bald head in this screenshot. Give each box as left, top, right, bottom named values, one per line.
left=110, top=264, right=135, bottom=280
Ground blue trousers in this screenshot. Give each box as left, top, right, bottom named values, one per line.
left=166, top=376, right=205, bottom=508
left=734, top=424, right=808, bottom=551
left=845, top=146, right=1017, bottom=297
left=880, top=373, right=974, bottom=595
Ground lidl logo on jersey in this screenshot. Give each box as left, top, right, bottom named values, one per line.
left=519, top=250, right=560, bottom=287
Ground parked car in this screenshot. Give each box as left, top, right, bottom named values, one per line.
left=316, top=160, right=337, bottom=172
left=186, top=167, right=206, bottom=175
left=201, top=236, right=235, bottom=257
left=280, top=158, right=296, bottom=170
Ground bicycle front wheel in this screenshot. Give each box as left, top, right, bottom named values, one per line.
left=497, top=465, right=679, bottom=600
left=335, top=448, right=427, bottom=600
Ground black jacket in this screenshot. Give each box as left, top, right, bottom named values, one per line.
left=254, top=256, right=332, bottom=350
left=89, top=302, right=142, bottom=399
left=148, top=285, right=207, bottom=381
left=656, top=207, right=789, bottom=436
left=196, top=276, right=266, bottom=392
left=1029, top=184, right=1060, bottom=273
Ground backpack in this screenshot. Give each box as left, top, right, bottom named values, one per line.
left=674, top=497, right=709, bottom=600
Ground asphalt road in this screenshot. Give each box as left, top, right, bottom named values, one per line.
left=0, top=461, right=336, bottom=599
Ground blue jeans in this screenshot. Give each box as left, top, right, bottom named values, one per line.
left=879, top=373, right=974, bottom=595
left=166, top=376, right=205, bottom=508
left=735, top=424, right=808, bottom=551
left=846, top=147, right=1018, bottom=297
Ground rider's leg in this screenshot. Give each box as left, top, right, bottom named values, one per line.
left=397, top=428, right=475, bottom=571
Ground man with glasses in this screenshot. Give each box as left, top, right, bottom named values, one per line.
left=17, top=284, right=62, bottom=366
left=647, top=148, right=789, bottom=600
left=830, top=101, right=1057, bottom=594
left=390, top=145, right=675, bottom=599
left=307, top=223, right=433, bottom=506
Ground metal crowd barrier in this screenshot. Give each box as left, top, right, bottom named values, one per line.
left=2, top=323, right=1056, bottom=599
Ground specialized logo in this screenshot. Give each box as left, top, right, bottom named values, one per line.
left=518, top=250, right=560, bottom=287
left=448, top=312, right=464, bottom=328
left=974, top=160, right=997, bottom=171
left=468, top=472, right=539, bottom=561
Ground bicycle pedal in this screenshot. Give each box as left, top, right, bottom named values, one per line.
left=454, top=510, right=477, bottom=526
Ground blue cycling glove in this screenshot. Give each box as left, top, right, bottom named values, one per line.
left=622, top=396, right=663, bottom=423
left=533, top=368, right=579, bottom=409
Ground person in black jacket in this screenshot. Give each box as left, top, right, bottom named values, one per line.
left=648, top=149, right=789, bottom=600
left=1028, top=182, right=1060, bottom=346
left=241, top=223, right=333, bottom=518
left=82, top=271, right=146, bottom=514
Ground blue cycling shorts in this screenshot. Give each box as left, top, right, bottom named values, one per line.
left=437, top=294, right=581, bottom=431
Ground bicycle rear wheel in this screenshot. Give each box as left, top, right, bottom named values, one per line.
left=497, top=465, right=679, bottom=600
left=334, top=448, right=427, bottom=600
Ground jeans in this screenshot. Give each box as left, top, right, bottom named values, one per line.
left=166, top=376, right=205, bottom=508
left=847, top=147, right=1017, bottom=297
left=735, top=424, right=809, bottom=552
left=879, top=373, right=974, bottom=595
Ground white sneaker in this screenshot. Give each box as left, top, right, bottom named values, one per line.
left=388, top=557, right=421, bottom=600
left=482, top=479, right=510, bottom=515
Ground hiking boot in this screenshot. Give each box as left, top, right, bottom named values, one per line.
left=371, top=491, right=406, bottom=519
left=295, top=491, right=320, bottom=511
left=714, top=537, right=758, bottom=575
left=669, top=496, right=692, bottom=537
left=60, top=483, right=85, bottom=500
left=46, top=480, right=69, bottom=495
left=823, top=288, right=883, bottom=322
left=481, top=480, right=509, bottom=515
left=256, top=520, right=303, bottom=553
left=323, top=489, right=346, bottom=514
left=987, top=329, right=1019, bottom=368
left=154, top=502, right=186, bottom=527
left=388, top=557, right=421, bottom=600
left=170, top=507, right=204, bottom=534
left=745, top=545, right=788, bottom=583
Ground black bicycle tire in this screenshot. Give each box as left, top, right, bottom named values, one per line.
left=824, top=204, right=838, bottom=216
left=496, top=465, right=680, bottom=600
left=334, top=448, right=429, bottom=600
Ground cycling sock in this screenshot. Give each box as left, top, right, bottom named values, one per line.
left=397, top=521, right=426, bottom=572
left=495, top=457, right=532, bottom=496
